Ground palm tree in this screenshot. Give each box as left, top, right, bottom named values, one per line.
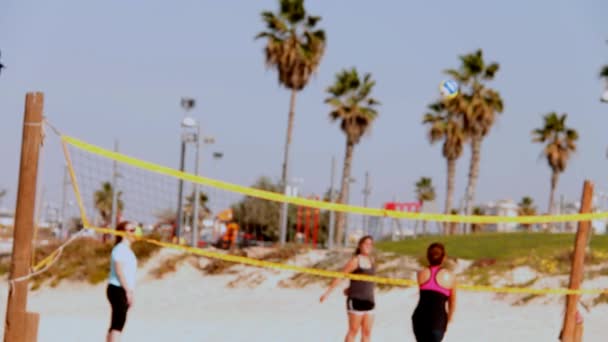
left=601, top=64, right=608, bottom=103
left=256, top=0, right=326, bottom=243
left=517, top=196, right=537, bottom=231
left=415, top=177, right=436, bottom=234
left=447, top=209, right=459, bottom=235
left=93, top=182, right=123, bottom=227
left=184, top=191, right=210, bottom=227
left=0, top=189, right=6, bottom=208
left=532, top=112, right=578, bottom=216
left=601, top=65, right=608, bottom=80
left=423, top=101, right=466, bottom=230
left=326, top=68, right=380, bottom=245
left=471, top=206, right=485, bottom=233
left=445, top=49, right=504, bottom=231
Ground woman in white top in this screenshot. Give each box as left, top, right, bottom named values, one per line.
left=106, top=221, right=138, bottom=342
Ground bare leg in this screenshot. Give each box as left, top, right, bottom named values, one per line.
left=346, top=313, right=363, bottom=342
left=574, top=323, right=583, bottom=342
left=106, top=330, right=121, bottom=342
left=361, top=313, right=374, bottom=342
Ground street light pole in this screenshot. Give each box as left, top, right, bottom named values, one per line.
left=191, top=125, right=201, bottom=248
left=189, top=130, right=216, bottom=248
left=176, top=98, right=196, bottom=243
left=175, top=139, right=186, bottom=241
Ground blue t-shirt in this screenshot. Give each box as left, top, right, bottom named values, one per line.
left=108, top=242, right=137, bottom=289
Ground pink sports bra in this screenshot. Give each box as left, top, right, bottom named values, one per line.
left=419, top=266, right=452, bottom=297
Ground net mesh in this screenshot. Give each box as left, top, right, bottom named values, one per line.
left=67, top=142, right=344, bottom=247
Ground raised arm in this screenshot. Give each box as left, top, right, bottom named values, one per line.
left=320, top=256, right=359, bottom=303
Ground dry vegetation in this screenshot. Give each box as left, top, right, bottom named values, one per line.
left=0, top=234, right=162, bottom=290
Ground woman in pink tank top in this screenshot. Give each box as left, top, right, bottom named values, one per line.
left=412, top=243, right=457, bottom=342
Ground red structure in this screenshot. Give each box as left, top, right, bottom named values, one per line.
left=383, top=201, right=422, bottom=212
left=296, top=195, right=320, bottom=247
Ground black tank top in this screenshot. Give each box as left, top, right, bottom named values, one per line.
left=348, top=255, right=375, bottom=302
left=412, top=269, right=450, bottom=332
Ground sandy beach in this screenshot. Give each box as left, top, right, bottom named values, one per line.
left=1, top=248, right=607, bottom=342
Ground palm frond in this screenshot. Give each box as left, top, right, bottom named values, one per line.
left=280, top=0, right=306, bottom=24
left=600, top=65, right=608, bottom=78
left=566, top=129, right=579, bottom=141
left=326, top=68, right=379, bottom=143
left=484, top=63, right=500, bottom=79
left=324, top=97, right=343, bottom=108
left=444, top=69, right=467, bottom=82
left=306, top=15, right=321, bottom=28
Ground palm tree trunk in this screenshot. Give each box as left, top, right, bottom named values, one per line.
left=546, top=171, right=560, bottom=232
left=449, top=221, right=457, bottom=235
left=444, top=157, right=456, bottom=235
left=278, top=89, right=298, bottom=244
left=281, top=89, right=298, bottom=185
left=548, top=171, right=559, bottom=214
left=335, top=139, right=355, bottom=246
left=464, top=137, right=482, bottom=234
left=422, top=206, right=428, bottom=235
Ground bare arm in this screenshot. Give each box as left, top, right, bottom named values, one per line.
left=320, top=257, right=358, bottom=302
left=447, top=279, right=457, bottom=324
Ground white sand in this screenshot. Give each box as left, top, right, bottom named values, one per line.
left=0, top=255, right=607, bottom=341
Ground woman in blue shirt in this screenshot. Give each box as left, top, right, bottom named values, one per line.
left=106, top=221, right=138, bottom=342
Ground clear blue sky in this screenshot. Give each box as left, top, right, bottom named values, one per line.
left=1, top=0, right=607, bottom=216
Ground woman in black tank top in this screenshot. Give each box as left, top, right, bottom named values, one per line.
left=412, top=243, right=457, bottom=342
left=320, top=236, right=376, bottom=342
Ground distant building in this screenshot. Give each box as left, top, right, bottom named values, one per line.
left=0, top=208, right=14, bottom=228
left=478, top=199, right=519, bottom=232
left=558, top=199, right=606, bottom=234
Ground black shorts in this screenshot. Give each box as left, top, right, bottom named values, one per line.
left=346, top=297, right=375, bottom=314
left=107, top=284, right=129, bottom=332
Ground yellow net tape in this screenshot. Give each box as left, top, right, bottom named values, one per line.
left=51, top=134, right=608, bottom=296
left=61, top=135, right=608, bottom=224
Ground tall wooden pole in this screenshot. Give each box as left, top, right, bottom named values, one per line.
left=561, top=180, right=593, bottom=342
left=4, top=92, right=44, bottom=342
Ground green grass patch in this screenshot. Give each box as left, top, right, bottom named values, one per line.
left=376, top=233, right=608, bottom=278
left=376, top=233, right=608, bottom=261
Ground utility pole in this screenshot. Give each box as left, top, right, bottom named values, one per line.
left=60, top=165, right=69, bottom=240
left=328, top=156, right=336, bottom=249
left=191, top=127, right=204, bottom=248
left=279, top=185, right=289, bottom=246
left=362, top=171, right=371, bottom=234
left=175, top=138, right=186, bottom=241
left=110, top=140, right=119, bottom=230
left=4, top=92, right=44, bottom=342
